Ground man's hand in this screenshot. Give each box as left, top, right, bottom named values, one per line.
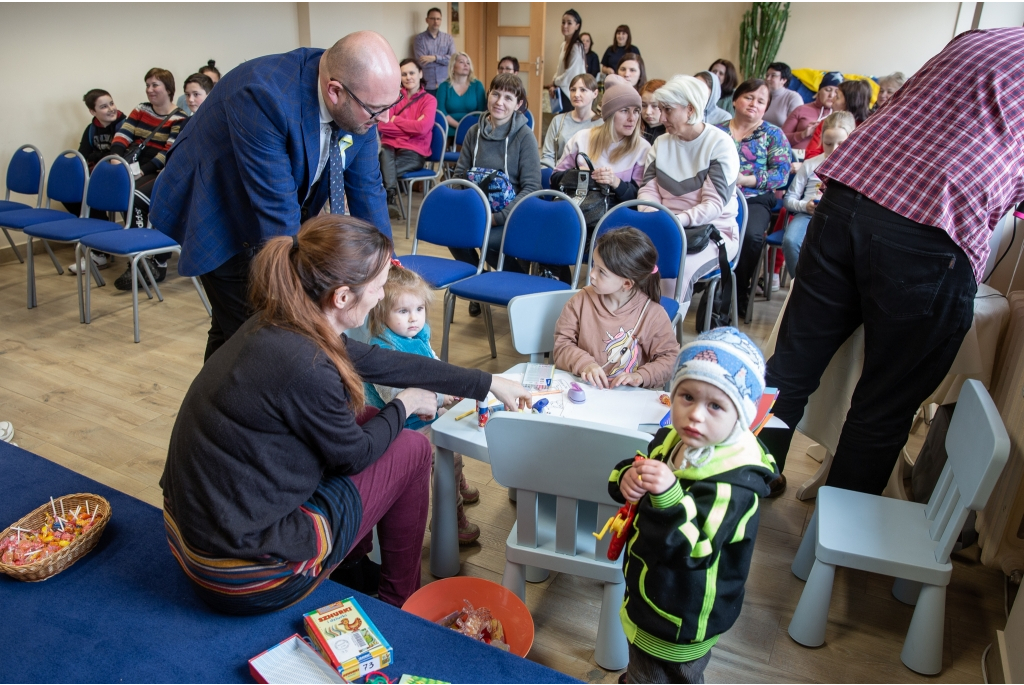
left=420, top=55, right=437, bottom=64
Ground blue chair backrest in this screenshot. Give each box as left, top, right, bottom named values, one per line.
left=541, top=167, right=553, bottom=190
left=524, top=109, right=534, bottom=130
left=434, top=110, right=447, bottom=132
left=47, top=151, right=88, bottom=206
left=455, top=112, right=481, bottom=146
left=86, top=156, right=133, bottom=214
left=502, top=191, right=584, bottom=266
left=595, top=203, right=685, bottom=279
left=6, top=145, right=43, bottom=197
left=416, top=179, right=490, bottom=249
left=428, top=123, right=447, bottom=163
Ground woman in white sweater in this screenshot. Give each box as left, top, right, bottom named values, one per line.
left=638, top=75, right=740, bottom=319
left=541, top=73, right=601, bottom=168
left=548, top=9, right=587, bottom=113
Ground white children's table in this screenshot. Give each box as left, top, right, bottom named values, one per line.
left=428, top=363, right=671, bottom=578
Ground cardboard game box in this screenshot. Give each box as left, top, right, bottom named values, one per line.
left=304, top=597, right=393, bottom=681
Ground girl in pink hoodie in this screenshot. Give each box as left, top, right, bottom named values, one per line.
left=379, top=59, right=438, bottom=212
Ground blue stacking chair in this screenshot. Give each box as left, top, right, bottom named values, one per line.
left=695, top=189, right=747, bottom=333
left=443, top=189, right=586, bottom=361
left=540, top=167, right=553, bottom=190
left=23, top=155, right=134, bottom=316
left=396, top=121, right=448, bottom=239
left=433, top=110, right=447, bottom=132
left=523, top=109, right=535, bottom=130
left=1, top=150, right=89, bottom=276
left=592, top=200, right=687, bottom=340
left=443, top=111, right=482, bottom=177
left=1, top=144, right=45, bottom=262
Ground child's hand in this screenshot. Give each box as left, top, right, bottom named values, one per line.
left=443, top=395, right=460, bottom=409
left=610, top=372, right=644, bottom=388
left=634, top=459, right=676, bottom=495
left=619, top=466, right=646, bottom=502
left=581, top=363, right=609, bottom=389
left=806, top=200, right=817, bottom=216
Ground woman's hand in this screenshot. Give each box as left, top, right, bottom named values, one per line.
left=592, top=167, right=621, bottom=188
left=446, top=115, right=459, bottom=128
left=395, top=388, right=439, bottom=421
left=619, top=465, right=646, bottom=502
left=634, top=459, right=676, bottom=496
left=738, top=173, right=757, bottom=188
left=802, top=123, right=816, bottom=140
left=581, top=363, right=609, bottom=389
left=548, top=85, right=557, bottom=99
left=489, top=376, right=532, bottom=411
left=610, top=372, right=644, bottom=388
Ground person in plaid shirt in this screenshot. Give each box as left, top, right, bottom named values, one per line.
left=758, top=28, right=1024, bottom=497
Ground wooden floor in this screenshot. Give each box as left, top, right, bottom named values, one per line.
left=0, top=212, right=1008, bottom=683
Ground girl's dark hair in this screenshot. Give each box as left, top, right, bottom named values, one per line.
left=732, top=78, right=772, bottom=110
left=709, top=58, right=738, bottom=97
left=489, top=72, right=527, bottom=104
left=766, top=61, right=792, bottom=85
left=839, top=79, right=872, bottom=124
left=579, top=33, right=593, bottom=53
left=562, top=9, right=584, bottom=70
left=144, top=67, right=176, bottom=98
left=399, top=58, right=426, bottom=90
left=594, top=227, right=661, bottom=304
left=184, top=73, right=214, bottom=95
left=200, top=60, right=221, bottom=79
left=617, top=53, right=646, bottom=92
left=83, top=89, right=111, bottom=111
left=613, top=24, right=633, bottom=50
left=249, top=215, right=393, bottom=412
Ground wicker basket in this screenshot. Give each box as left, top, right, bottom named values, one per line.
left=0, top=493, right=111, bottom=582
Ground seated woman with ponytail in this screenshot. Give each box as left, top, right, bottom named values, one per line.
left=160, top=215, right=530, bottom=615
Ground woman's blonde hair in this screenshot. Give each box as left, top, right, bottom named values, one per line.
left=447, top=52, right=477, bottom=84
left=367, top=265, right=435, bottom=337
left=654, top=75, right=709, bottom=126
left=821, top=110, right=856, bottom=136
left=588, top=109, right=644, bottom=165
left=875, top=72, right=906, bottom=90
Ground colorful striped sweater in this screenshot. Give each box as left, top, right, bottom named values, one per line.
left=111, top=102, right=188, bottom=175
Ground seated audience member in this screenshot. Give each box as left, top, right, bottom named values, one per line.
left=182, top=73, right=214, bottom=115
left=638, top=75, right=740, bottom=319
left=451, top=73, right=541, bottom=315
left=66, top=89, right=126, bottom=231
left=496, top=56, right=529, bottom=114
left=580, top=32, right=601, bottom=78
left=639, top=79, right=667, bottom=144
left=709, top=58, right=738, bottom=114
left=601, top=25, right=641, bottom=77
left=436, top=52, right=486, bottom=138
left=107, top=68, right=188, bottom=288
left=549, top=9, right=586, bottom=113
left=763, top=62, right=803, bottom=128
left=553, top=227, right=679, bottom=390
left=695, top=71, right=733, bottom=125
left=803, top=78, right=871, bottom=158
left=782, top=70, right=841, bottom=151
left=176, top=60, right=220, bottom=114
left=541, top=73, right=600, bottom=168
left=617, top=53, right=647, bottom=92
left=377, top=59, right=437, bottom=218
left=160, top=214, right=530, bottom=614
left=872, top=71, right=905, bottom=112
left=782, top=111, right=855, bottom=278
left=719, top=78, right=792, bottom=315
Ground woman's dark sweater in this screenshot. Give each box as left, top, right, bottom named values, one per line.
left=160, top=316, right=491, bottom=562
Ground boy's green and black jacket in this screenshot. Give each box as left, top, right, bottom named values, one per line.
left=608, top=426, right=778, bottom=662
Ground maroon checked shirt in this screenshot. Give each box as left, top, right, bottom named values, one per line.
left=818, top=27, right=1024, bottom=283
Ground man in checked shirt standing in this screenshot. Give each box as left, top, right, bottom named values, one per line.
left=759, top=28, right=1024, bottom=497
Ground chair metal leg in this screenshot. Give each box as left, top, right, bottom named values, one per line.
left=792, top=508, right=817, bottom=581
left=131, top=255, right=142, bottom=343
left=745, top=242, right=767, bottom=324
left=80, top=245, right=88, bottom=322
left=730, top=271, right=739, bottom=326
left=89, top=258, right=105, bottom=288
left=594, top=580, right=629, bottom=671
left=501, top=560, right=527, bottom=602
left=40, top=240, right=64, bottom=275
left=406, top=181, right=414, bottom=239
left=3, top=227, right=25, bottom=263
left=26, top=237, right=36, bottom=309
left=441, top=291, right=455, bottom=362
left=892, top=578, right=922, bottom=606
left=788, top=558, right=835, bottom=647
left=140, top=258, right=164, bottom=301
left=900, top=583, right=946, bottom=674
left=703, top=278, right=717, bottom=332
left=481, top=304, right=497, bottom=359
left=192, top=277, right=212, bottom=316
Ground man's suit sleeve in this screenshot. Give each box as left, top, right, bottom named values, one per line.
left=344, top=131, right=392, bottom=240
left=225, top=87, right=302, bottom=241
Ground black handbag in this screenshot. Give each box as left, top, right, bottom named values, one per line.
left=122, top=112, right=174, bottom=165
left=557, top=152, right=611, bottom=228
left=684, top=225, right=714, bottom=254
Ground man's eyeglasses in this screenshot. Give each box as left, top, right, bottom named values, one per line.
left=338, top=81, right=404, bottom=120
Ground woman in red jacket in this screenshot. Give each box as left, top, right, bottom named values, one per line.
left=379, top=58, right=438, bottom=217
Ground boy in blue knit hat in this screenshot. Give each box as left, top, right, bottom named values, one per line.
left=608, top=327, right=779, bottom=683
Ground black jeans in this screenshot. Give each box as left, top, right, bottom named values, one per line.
left=379, top=146, right=425, bottom=195
left=759, top=183, right=976, bottom=495
left=449, top=224, right=525, bottom=273
left=198, top=248, right=257, bottom=362
left=735, top=191, right=776, bottom=315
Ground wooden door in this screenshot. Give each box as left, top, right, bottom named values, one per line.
left=484, top=2, right=546, bottom=142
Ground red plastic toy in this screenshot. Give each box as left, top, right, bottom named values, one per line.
left=594, top=454, right=645, bottom=561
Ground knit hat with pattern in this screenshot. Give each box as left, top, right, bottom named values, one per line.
left=601, top=75, right=642, bottom=121
left=820, top=71, right=844, bottom=89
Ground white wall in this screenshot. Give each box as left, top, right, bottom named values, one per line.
left=307, top=3, right=443, bottom=58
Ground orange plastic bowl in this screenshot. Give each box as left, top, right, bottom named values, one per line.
left=402, top=576, right=535, bottom=657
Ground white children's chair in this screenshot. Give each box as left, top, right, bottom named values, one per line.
left=507, top=290, right=579, bottom=362
left=485, top=412, right=651, bottom=671
left=788, top=379, right=1010, bottom=674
